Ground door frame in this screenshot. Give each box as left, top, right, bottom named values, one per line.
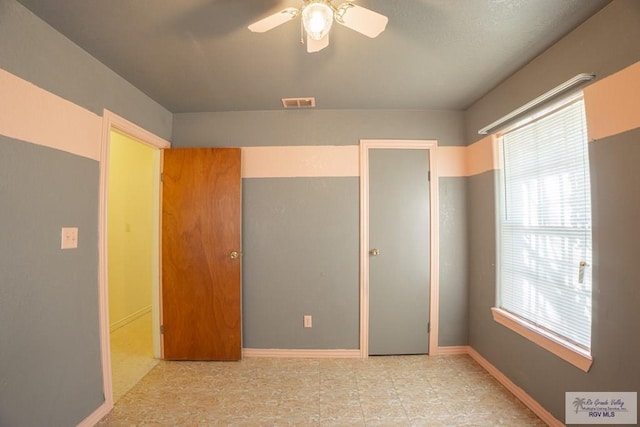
left=359, top=139, right=440, bottom=358
left=97, top=110, right=170, bottom=412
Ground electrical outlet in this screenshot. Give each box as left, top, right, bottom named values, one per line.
left=303, top=315, right=312, bottom=328
left=61, top=227, right=78, bottom=249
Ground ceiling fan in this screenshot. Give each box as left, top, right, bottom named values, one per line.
left=248, top=0, right=388, bottom=53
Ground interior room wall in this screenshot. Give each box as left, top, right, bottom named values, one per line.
left=173, top=109, right=470, bottom=349
left=0, top=0, right=172, bottom=425
left=0, top=135, right=103, bottom=427
left=463, top=0, right=640, bottom=422
left=108, top=130, right=155, bottom=329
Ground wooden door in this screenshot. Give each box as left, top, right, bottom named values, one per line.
left=161, top=148, right=241, bottom=360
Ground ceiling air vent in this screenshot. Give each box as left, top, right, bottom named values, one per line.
left=282, top=97, right=316, bottom=109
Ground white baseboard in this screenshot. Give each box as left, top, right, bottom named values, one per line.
left=243, top=348, right=361, bottom=358
left=76, top=401, right=111, bottom=427
left=109, top=305, right=151, bottom=332
left=244, top=346, right=470, bottom=358
left=436, top=345, right=471, bottom=355
left=466, top=347, right=564, bottom=427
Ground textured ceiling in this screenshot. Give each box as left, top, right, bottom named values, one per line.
left=16, top=0, right=610, bottom=113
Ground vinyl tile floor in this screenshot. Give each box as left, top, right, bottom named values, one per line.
left=97, top=354, right=546, bottom=426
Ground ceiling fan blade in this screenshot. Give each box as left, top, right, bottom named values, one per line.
left=248, top=7, right=299, bottom=33
left=307, top=32, right=329, bottom=53
left=336, top=3, right=388, bottom=38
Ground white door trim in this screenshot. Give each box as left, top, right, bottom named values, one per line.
left=96, top=110, right=170, bottom=413
left=359, top=139, right=440, bottom=358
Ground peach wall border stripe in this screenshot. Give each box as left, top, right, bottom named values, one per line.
left=584, top=61, right=640, bottom=142
left=0, top=68, right=101, bottom=161
left=466, top=135, right=498, bottom=176
left=242, top=144, right=496, bottom=179
left=241, top=145, right=359, bottom=178
left=439, top=136, right=497, bottom=178
left=437, top=147, right=467, bottom=177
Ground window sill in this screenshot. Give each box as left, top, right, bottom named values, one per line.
left=491, top=307, right=593, bottom=372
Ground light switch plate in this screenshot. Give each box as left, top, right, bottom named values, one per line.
left=303, top=315, right=312, bottom=328
left=61, top=227, right=78, bottom=249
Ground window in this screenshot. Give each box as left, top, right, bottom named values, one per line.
left=495, top=94, right=592, bottom=370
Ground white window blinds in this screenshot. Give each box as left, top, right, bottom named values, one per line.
left=498, top=96, right=592, bottom=350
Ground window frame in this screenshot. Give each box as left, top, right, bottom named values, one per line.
left=493, top=93, right=593, bottom=372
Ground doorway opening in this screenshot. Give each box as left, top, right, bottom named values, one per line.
left=359, top=140, right=440, bottom=358
left=107, top=129, right=159, bottom=401
left=98, top=110, right=170, bottom=410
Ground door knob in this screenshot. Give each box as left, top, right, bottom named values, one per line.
left=369, top=248, right=380, bottom=256
left=229, top=251, right=239, bottom=259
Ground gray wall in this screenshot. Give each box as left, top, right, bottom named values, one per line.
left=0, top=0, right=172, bottom=425
left=464, top=0, right=640, bottom=422
left=0, top=0, right=172, bottom=140
left=173, top=109, right=465, bottom=148
left=438, top=178, right=469, bottom=346
left=243, top=178, right=360, bottom=349
left=589, top=128, right=640, bottom=393
left=173, top=109, right=469, bottom=349
left=0, top=137, right=102, bottom=426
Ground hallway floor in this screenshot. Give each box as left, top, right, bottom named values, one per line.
left=110, top=311, right=159, bottom=403
left=97, top=354, right=545, bottom=426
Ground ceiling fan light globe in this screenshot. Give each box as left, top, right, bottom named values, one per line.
left=302, top=2, right=334, bottom=41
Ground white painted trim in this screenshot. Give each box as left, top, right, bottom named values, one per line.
left=492, top=308, right=593, bottom=372
left=104, top=110, right=171, bottom=151
left=109, top=305, right=152, bottom=332
left=467, top=347, right=565, bottom=427
left=158, top=151, right=166, bottom=359
left=101, top=110, right=170, bottom=362
left=436, top=345, right=471, bottom=355
left=359, top=142, right=370, bottom=358
left=76, top=406, right=108, bottom=427
left=151, top=147, right=162, bottom=359
left=359, top=140, right=440, bottom=358
left=243, top=348, right=361, bottom=358
left=93, top=117, right=115, bottom=424
left=90, top=110, right=171, bottom=425
left=429, top=145, right=440, bottom=356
